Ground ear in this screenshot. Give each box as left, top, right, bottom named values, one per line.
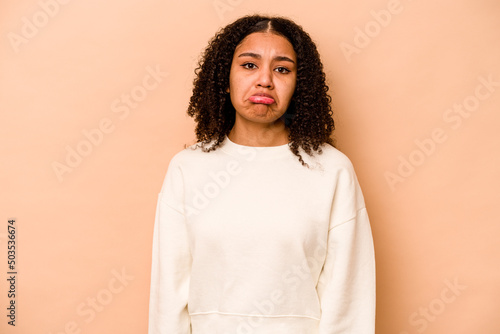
left=226, top=87, right=230, bottom=93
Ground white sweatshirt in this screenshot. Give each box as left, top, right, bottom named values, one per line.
left=148, top=135, right=376, bottom=334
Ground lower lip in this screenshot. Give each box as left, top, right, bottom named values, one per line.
left=249, top=96, right=275, bottom=105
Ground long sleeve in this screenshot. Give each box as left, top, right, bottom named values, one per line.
left=316, top=167, right=376, bottom=333
left=148, top=159, right=192, bottom=333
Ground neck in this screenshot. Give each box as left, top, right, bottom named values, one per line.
left=228, top=119, right=290, bottom=147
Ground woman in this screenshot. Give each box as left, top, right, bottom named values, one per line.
left=149, top=15, right=375, bottom=334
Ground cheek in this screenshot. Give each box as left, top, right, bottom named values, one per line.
left=284, top=78, right=297, bottom=98
left=229, top=68, right=241, bottom=90
left=230, top=75, right=251, bottom=99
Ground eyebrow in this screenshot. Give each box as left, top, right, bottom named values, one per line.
left=237, top=52, right=295, bottom=64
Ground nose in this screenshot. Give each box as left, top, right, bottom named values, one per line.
left=256, top=67, right=273, bottom=89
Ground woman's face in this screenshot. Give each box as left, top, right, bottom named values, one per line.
left=228, top=32, right=297, bottom=127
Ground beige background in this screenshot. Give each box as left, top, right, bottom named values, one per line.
left=1, top=0, right=499, bottom=333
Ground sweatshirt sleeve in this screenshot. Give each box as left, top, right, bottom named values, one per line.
left=316, top=167, right=376, bottom=333
left=148, top=158, right=192, bottom=334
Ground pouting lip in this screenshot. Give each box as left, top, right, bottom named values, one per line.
left=251, top=92, right=274, bottom=99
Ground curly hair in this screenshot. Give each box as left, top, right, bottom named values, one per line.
left=186, top=14, right=335, bottom=168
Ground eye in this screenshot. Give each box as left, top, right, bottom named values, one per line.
left=275, top=66, right=291, bottom=74
left=241, top=63, right=257, bottom=69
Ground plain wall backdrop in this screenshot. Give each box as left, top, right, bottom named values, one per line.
left=1, top=0, right=499, bottom=333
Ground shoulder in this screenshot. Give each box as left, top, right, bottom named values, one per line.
left=158, top=142, right=214, bottom=193
left=315, top=145, right=367, bottom=224
left=306, top=144, right=364, bottom=199
left=317, top=144, right=354, bottom=167
left=168, top=141, right=215, bottom=166
left=303, top=143, right=356, bottom=175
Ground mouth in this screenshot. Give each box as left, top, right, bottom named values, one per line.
left=249, top=93, right=275, bottom=105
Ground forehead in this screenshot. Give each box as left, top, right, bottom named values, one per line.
left=234, top=32, right=296, bottom=58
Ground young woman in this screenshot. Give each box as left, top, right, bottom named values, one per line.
left=149, top=15, right=376, bottom=334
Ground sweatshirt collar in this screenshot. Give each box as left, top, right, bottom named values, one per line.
left=219, top=135, right=291, bottom=161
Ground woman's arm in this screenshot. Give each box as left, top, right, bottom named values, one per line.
left=316, top=208, right=376, bottom=333
left=148, top=159, right=192, bottom=334
left=316, top=165, right=376, bottom=333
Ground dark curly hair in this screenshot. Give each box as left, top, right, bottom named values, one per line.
left=186, top=14, right=335, bottom=167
